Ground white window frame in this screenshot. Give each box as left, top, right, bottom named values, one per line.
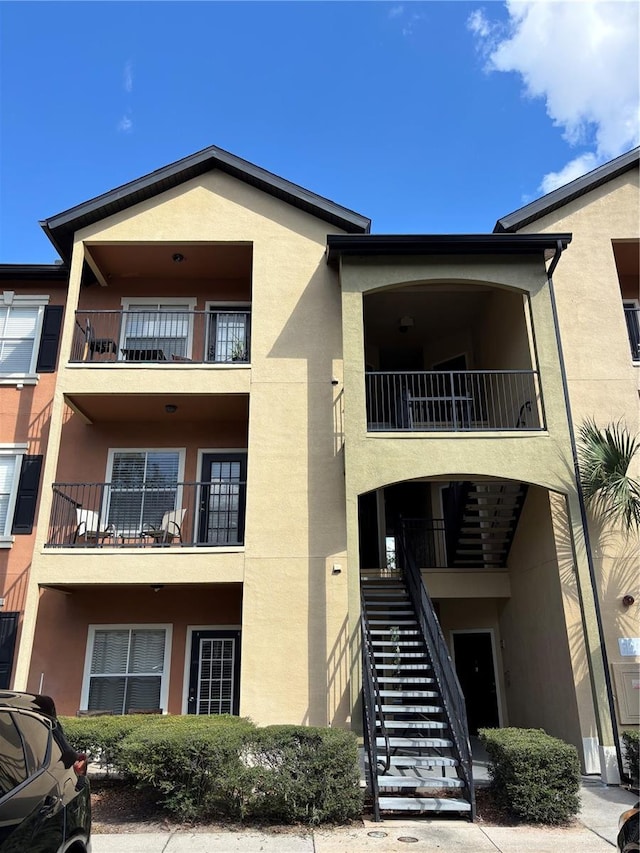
left=205, top=301, right=251, bottom=364
left=105, top=448, right=186, bottom=536
left=80, top=623, right=172, bottom=714
left=0, top=444, right=28, bottom=547
left=0, top=293, right=49, bottom=385
left=120, top=297, right=197, bottom=360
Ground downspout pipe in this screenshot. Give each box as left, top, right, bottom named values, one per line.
left=546, top=238, right=623, bottom=781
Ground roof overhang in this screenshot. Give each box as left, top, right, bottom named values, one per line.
left=495, top=147, right=640, bottom=233
left=326, top=233, right=572, bottom=268
left=41, top=145, right=371, bottom=262
left=0, top=263, right=69, bottom=282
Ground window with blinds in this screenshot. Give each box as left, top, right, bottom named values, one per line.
left=0, top=454, right=21, bottom=539
left=0, top=304, right=41, bottom=374
left=87, top=628, right=167, bottom=715
left=107, top=450, right=180, bottom=534
left=122, top=302, right=192, bottom=361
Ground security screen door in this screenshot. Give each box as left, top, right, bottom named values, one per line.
left=187, top=630, right=240, bottom=715
left=198, top=454, right=246, bottom=545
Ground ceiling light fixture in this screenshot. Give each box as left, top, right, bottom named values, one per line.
left=165, top=404, right=178, bottom=414
left=172, top=253, right=185, bottom=263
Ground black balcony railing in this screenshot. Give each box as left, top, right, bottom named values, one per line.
left=70, top=309, right=251, bottom=364
left=366, top=370, right=543, bottom=431
left=624, top=306, right=640, bottom=362
left=46, top=482, right=246, bottom=548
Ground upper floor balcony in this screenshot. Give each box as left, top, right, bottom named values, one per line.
left=363, top=282, right=545, bottom=434
left=624, top=304, right=640, bottom=362
left=70, top=307, right=250, bottom=365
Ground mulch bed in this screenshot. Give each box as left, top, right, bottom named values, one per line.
left=90, top=778, right=527, bottom=833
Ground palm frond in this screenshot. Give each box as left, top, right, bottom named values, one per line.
left=578, top=419, right=640, bottom=530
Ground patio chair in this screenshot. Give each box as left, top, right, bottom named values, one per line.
left=141, top=508, right=186, bottom=545
left=73, top=508, right=116, bottom=544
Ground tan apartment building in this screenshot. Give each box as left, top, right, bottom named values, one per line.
left=1, top=146, right=637, bottom=813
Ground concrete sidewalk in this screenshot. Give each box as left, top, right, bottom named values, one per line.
left=90, top=778, right=638, bottom=852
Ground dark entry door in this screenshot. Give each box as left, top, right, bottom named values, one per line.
left=0, top=612, right=18, bottom=689
left=187, top=630, right=241, bottom=715
left=453, top=631, right=500, bottom=735
left=198, top=454, right=246, bottom=545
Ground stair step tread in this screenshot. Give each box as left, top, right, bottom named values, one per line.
left=369, top=620, right=417, bottom=625
left=379, top=689, right=437, bottom=697
left=379, top=664, right=431, bottom=670
left=382, top=720, right=448, bottom=730
left=374, top=651, right=427, bottom=658
left=378, top=676, right=435, bottom=683
left=372, top=640, right=423, bottom=647
left=371, top=628, right=420, bottom=637
left=379, top=705, right=441, bottom=713
left=378, top=797, right=471, bottom=812
left=387, top=756, right=458, bottom=768
left=378, top=737, right=453, bottom=748
left=377, top=775, right=464, bottom=789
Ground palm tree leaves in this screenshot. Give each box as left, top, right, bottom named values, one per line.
left=578, top=419, right=640, bottom=531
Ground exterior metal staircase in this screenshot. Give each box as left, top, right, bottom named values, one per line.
left=361, top=553, right=475, bottom=818
left=449, top=480, right=528, bottom=568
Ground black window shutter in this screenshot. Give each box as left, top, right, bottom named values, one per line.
left=11, top=455, right=43, bottom=535
left=35, top=304, right=64, bottom=373
left=0, top=613, right=19, bottom=689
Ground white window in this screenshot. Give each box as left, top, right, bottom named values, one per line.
left=0, top=293, right=48, bottom=382
left=206, top=303, right=251, bottom=363
left=0, top=446, right=26, bottom=546
left=82, top=625, right=171, bottom=715
left=106, top=449, right=184, bottom=535
left=120, top=298, right=196, bottom=362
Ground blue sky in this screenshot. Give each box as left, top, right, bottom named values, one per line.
left=1, top=1, right=638, bottom=263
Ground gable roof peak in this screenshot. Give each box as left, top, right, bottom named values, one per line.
left=494, top=147, right=639, bottom=233
left=41, top=144, right=371, bottom=261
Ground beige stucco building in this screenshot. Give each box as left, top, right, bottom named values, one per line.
left=1, top=146, right=637, bottom=806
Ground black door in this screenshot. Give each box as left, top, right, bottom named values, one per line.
left=0, top=613, right=19, bottom=689
left=453, top=632, right=500, bottom=735
left=198, top=454, right=247, bottom=545
left=187, top=630, right=241, bottom=715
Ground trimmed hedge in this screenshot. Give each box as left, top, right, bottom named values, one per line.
left=623, top=729, right=639, bottom=785
left=61, top=715, right=362, bottom=824
left=479, top=727, right=580, bottom=824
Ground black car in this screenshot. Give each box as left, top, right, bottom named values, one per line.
left=618, top=802, right=640, bottom=853
left=0, top=691, right=91, bottom=853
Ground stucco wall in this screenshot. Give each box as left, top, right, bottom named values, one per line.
left=18, top=172, right=351, bottom=727
left=516, top=168, right=640, bottom=728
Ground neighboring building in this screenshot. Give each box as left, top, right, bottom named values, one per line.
left=0, top=264, right=67, bottom=688
left=1, top=146, right=637, bottom=812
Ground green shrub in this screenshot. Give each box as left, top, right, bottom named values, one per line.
left=242, top=725, right=363, bottom=824
left=479, top=727, right=580, bottom=824
left=622, top=729, right=639, bottom=785
left=117, top=715, right=257, bottom=820
left=60, top=714, right=158, bottom=773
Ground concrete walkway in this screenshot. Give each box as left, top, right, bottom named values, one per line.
left=90, top=778, right=637, bottom=852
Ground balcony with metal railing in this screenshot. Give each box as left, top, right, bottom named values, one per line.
left=70, top=309, right=251, bottom=365
left=46, top=481, right=246, bottom=548
left=366, top=370, right=544, bottom=432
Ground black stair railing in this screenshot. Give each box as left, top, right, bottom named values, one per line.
left=397, top=523, right=476, bottom=819
left=360, top=590, right=391, bottom=822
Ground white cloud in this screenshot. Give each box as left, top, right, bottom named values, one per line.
left=117, top=114, right=133, bottom=133
left=124, top=60, right=133, bottom=93
left=469, top=0, right=640, bottom=192
left=539, top=152, right=599, bottom=194
left=388, top=5, right=403, bottom=19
